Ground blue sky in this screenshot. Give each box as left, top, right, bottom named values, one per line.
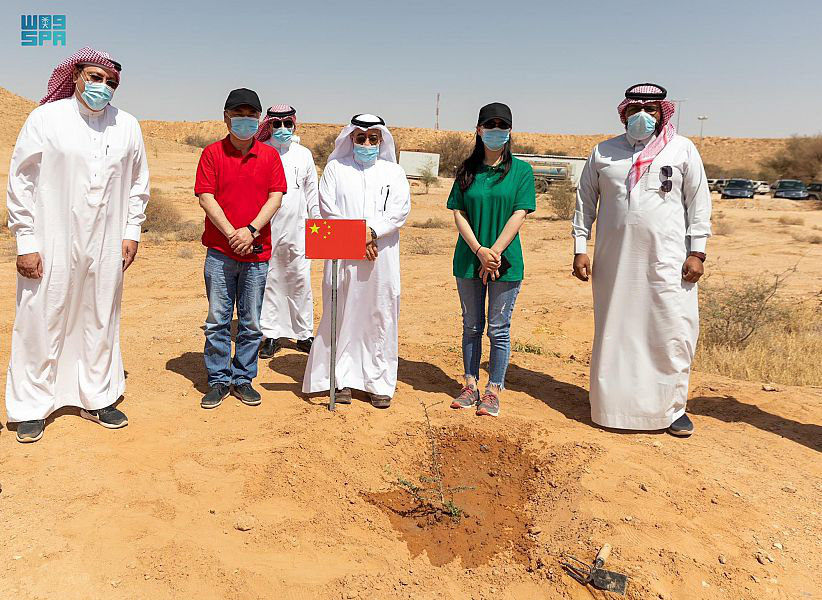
left=1, top=0, right=820, bottom=138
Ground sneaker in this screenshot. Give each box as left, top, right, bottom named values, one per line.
left=16, top=419, right=45, bottom=443
left=259, top=338, right=281, bottom=359
left=668, top=413, right=694, bottom=437
left=295, top=337, right=313, bottom=354
left=333, top=387, right=352, bottom=405
left=201, top=383, right=230, bottom=409
left=80, top=405, right=128, bottom=429
left=476, top=391, right=500, bottom=417
left=451, top=385, right=480, bottom=409
left=232, top=383, right=262, bottom=406
left=369, top=394, right=392, bottom=409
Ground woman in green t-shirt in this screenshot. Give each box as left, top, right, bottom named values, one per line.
left=446, top=102, right=536, bottom=417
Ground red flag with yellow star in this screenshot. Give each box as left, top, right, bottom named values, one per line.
left=305, top=219, right=367, bottom=259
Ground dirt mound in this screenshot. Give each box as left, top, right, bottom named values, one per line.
left=0, top=88, right=37, bottom=146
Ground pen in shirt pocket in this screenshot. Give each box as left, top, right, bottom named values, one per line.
left=382, top=185, right=390, bottom=210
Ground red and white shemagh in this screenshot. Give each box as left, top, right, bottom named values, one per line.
left=617, top=84, right=676, bottom=192
left=40, top=47, right=121, bottom=105
left=256, top=104, right=297, bottom=142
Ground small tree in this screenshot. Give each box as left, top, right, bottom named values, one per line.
left=418, top=161, right=437, bottom=194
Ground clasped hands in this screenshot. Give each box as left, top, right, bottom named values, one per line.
left=229, top=226, right=255, bottom=256
left=477, top=246, right=502, bottom=284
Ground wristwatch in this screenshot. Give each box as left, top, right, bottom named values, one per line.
left=246, top=224, right=260, bottom=239
left=369, top=227, right=377, bottom=242
left=688, top=251, right=706, bottom=262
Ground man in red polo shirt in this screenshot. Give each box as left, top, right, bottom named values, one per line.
left=194, top=88, right=286, bottom=409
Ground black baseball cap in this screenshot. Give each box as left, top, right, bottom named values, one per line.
left=224, top=88, right=262, bottom=112
left=477, top=102, right=512, bottom=127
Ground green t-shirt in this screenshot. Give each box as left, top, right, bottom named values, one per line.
left=446, top=157, right=536, bottom=281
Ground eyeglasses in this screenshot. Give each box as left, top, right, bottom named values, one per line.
left=481, top=119, right=511, bottom=130
left=271, top=119, right=294, bottom=129
left=354, top=133, right=380, bottom=145
left=83, top=70, right=119, bottom=90
left=660, top=166, right=673, bottom=193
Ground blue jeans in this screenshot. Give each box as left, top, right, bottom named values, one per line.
left=456, top=277, right=522, bottom=389
left=204, top=248, right=268, bottom=387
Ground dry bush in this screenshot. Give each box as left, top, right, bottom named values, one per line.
left=413, top=217, right=449, bottom=229
left=778, top=215, right=805, bottom=226
left=184, top=134, right=218, bottom=149
left=748, top=217, right=762, bottom=223
left=144, top=188, right=202, bottom=241
left=512, top=340, right=544, bottom=355
left=418, top=162, right=438, bottom=194
left=177, top=246, right=194, bottom=259
left=423, top=134, right=473, bottom=177
left=713, top=215, right=734, bottom=236
left=792, top=232, right=822, bottom=244
left=404, top=236, right=434, bottom=255
left=512, top=141, right=539, bottom=154
left=545, top=180, right=576, bottom=220
left=763, top=134, right=822, bottom=181
left=311, top=133, right=339, bottom=168
left=696, top=273, right=822, bottom=385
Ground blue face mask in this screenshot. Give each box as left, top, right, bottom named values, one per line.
left=481, top=128, right=510, bottom=151
left=272, top=127, right=293, bottom=144
left=626, top=111, right=657, bottom=140
left=81, top=81, right=114, bottom=111
left=353, top=143, right=379, bottom=166
left=230, top=116, right=259, bottom=140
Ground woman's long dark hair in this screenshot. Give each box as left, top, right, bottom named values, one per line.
left=456, top=134, right=513, bottom=192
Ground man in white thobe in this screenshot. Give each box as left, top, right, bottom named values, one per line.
left=572, top=83, right=711, bottom=437
left=5, top=47, right=149, bottom=443
left=256, top=104, right=320, bottom=358
left=302, top=114, right=410, bottom=409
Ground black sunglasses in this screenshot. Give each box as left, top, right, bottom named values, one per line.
left=481, top=119, right=511, bottom=130
left=660, top=166, right=673, bottom=193
left=271, top=119, right=294, bottom=129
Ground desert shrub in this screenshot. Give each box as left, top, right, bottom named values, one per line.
left=713, top=214, right=734, bottom=236
left=311, top=133, right=339, bottom=168
left=748, top=217, right=762, bottom=223
left=144, top=188, right=202, bottom=241
left=792, top=232, right=822, bottom=244
left=763, top=134, right=822, bottom=181
left=423, top=133, right=473, bottom=177
left=418, top=161, right=438, bottom=194
left=512, top=141, right=539, bottom=154
left=412, top=217, right=449, bottom=229
left=404, top=236, right=434, bottom=255
left=512, top=340, right=544, bottom=355
left=778, top=215, right=804, bottom=226
left=546, top=180, right=576, bottom=220
left=696, top=273, right=822, bottom=385
left=184, top=134, right=218, bottom=148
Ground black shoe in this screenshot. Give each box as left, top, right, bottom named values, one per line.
left=201, top=383, right=230, bottom=409
left=668, top=413, right=694, bottom=437
left=332, top=387, right=352, bottom=405
left=295, top=337, right=314, bottom=353
left=80, top=404, right=128, bottom=429
left=232, top=383, right=262, bottom=406
left=259, top=338, right=281, bottom=359
left=369, top=394, right=392, bottom=409
left=16, top=419, right=45, bottom=443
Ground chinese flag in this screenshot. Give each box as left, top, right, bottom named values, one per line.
left=305, top=219, right=367, bottom=260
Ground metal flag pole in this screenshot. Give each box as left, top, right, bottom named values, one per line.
left=329, top=258, right=338, bottom=411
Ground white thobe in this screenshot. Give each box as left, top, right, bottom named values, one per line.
left=573, top=133, right=711, bottom=430
left=5, top=96, right=149, bottom=422
left=259, top=140, right=320, bottom=340
left=302, top=157, right=410, bottom=397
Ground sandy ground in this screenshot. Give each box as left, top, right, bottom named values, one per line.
left=0, top=157, right=820, bottom=599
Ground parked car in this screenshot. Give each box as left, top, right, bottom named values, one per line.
left=772, top=179, right=809, bottom=200
left=807, top=182, right=822, bottom=201
left=721, top=179, right=755, bottom=199
left=755, top=181, right=771, bottom=195
left=709, top=178, right=727, bottom=193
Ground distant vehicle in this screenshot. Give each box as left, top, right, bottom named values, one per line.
left=709, top=178, right=727, bottom=193
left=755, top=181, right=771, bottom=195
left=772, top=179, right=809, bottom=200
left=806, top=182, right=822, bottom=201
left=721, top=179, right=755, bottom=199
left=512, top=153, right=587, bottom=192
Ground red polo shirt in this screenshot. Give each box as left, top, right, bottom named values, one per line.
left=194, top=136, right=287, bottom=262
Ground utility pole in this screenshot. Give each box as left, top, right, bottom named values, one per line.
left=697, top=115, right=709, bottom=138
left=671, top=99, right=686, bottom=131
left=435, top=93, right=440, bottom=130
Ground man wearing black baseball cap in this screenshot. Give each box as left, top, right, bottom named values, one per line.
left=194, top=88, right=287, bottom=410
